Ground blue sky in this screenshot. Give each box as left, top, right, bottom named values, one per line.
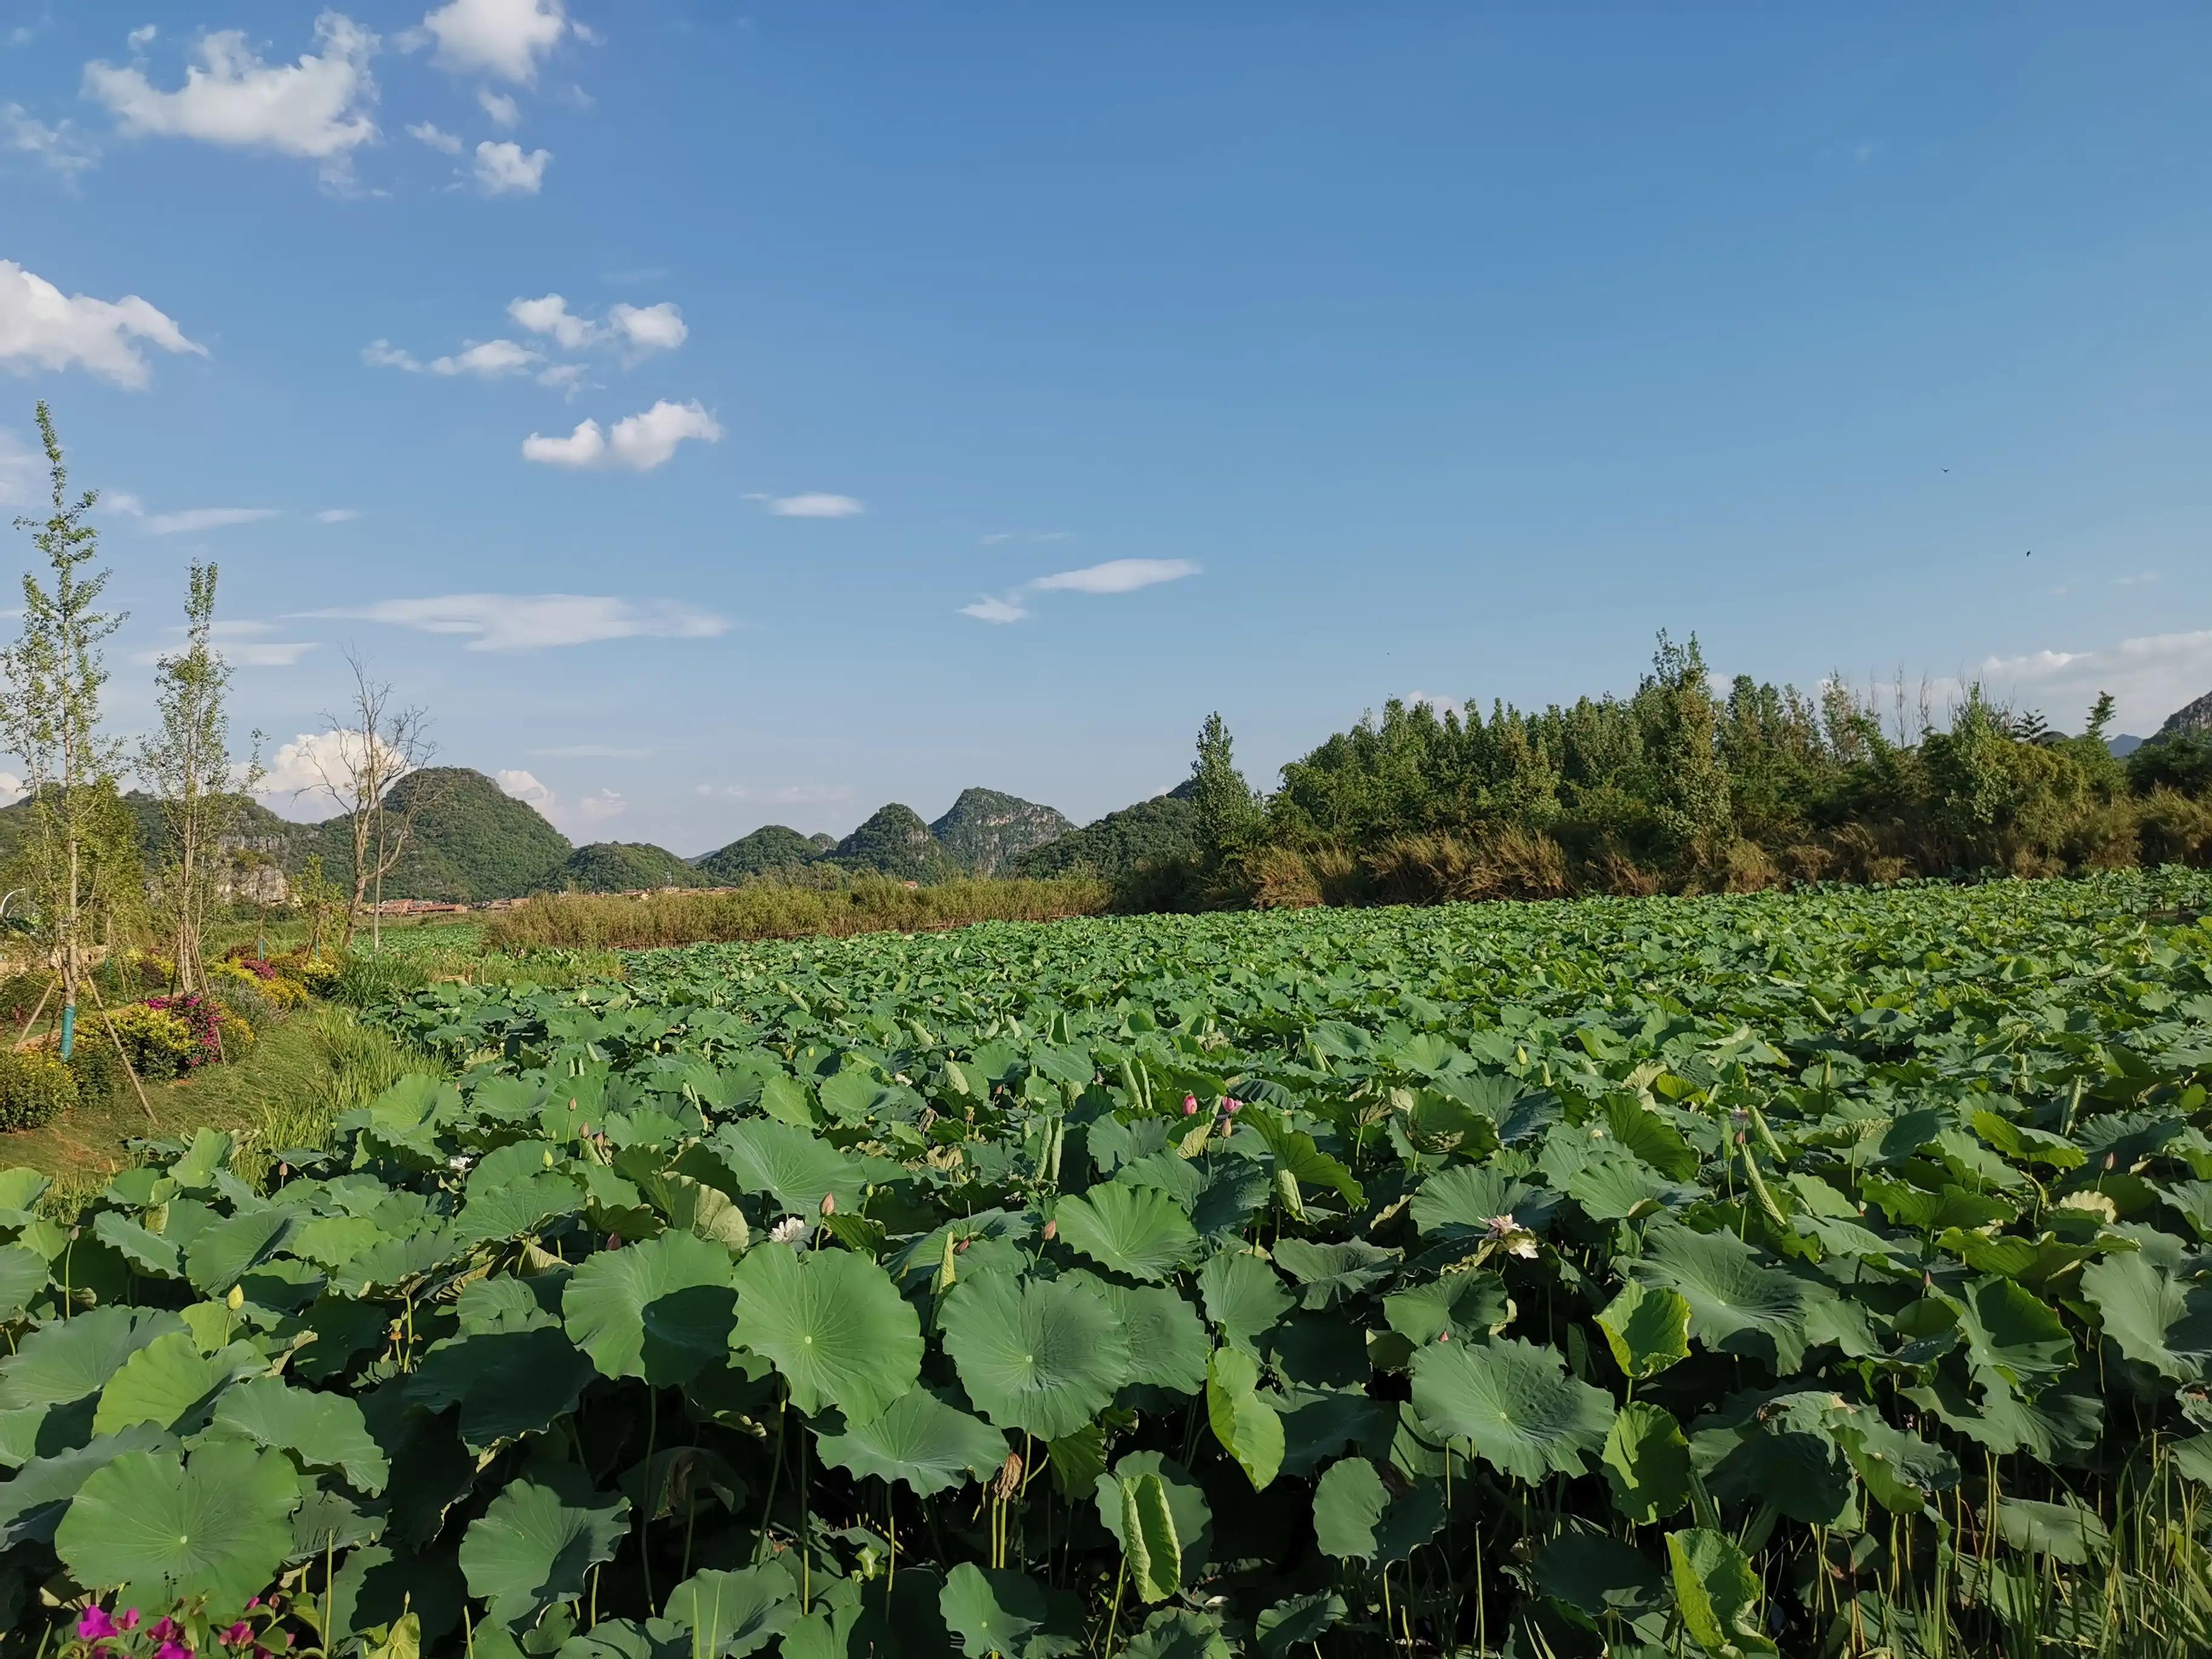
left=4, top=3, right=2209, bottom=853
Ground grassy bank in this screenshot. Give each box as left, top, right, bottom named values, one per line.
left=481, top=872, right=1110, bottom=951
left=0, top=1004, right=432, bottom=1206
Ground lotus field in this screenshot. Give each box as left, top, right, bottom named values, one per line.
left=6, top=872, right=2212, bottom=1658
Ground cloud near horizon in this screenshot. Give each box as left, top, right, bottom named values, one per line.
left=300, top=591, right=730, bottom=651
left=962, top=557, right=1200, bottom=624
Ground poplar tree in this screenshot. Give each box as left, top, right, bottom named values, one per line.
left=141, top=562, right=262, bottom=993
left=1, top=404, right=124, bottom=1058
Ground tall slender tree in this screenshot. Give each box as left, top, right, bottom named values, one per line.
left=1190, top=711, right=1262, bottom=867
left=141, top=563, right=262, bottom=993
left=1, top=404, right=125, bottom=1058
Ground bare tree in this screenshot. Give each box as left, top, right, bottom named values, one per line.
left=304, top=651, right=441, bottom=953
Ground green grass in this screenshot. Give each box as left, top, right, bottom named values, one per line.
left=0, top=1002, right=434, bottom=1211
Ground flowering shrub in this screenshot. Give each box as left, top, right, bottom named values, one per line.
left=146, top=995, right=224, bottom=1065
left=104, top=1004, right=203, bottom=1081
left=64, top=1592, right=296, bottom=1659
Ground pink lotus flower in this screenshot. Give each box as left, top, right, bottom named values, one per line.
left=1182, top=1095, right=1198, bottom=1114
left=77, top=1608, right=119, bottom=1641
left=1225, top=1099, right=1243, bottom=1114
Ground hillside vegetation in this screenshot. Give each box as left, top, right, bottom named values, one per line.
left=928, top=785, right=1074, bottom=875
left=1013, top=779, right=1201, bottom=881
left=690, top=823, right=824, bottom=883
left=538, top=840, right=708, bottom=893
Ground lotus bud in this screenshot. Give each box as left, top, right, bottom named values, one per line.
left=1225, top=1099, right=1242, bottom=1113
left=993, top=1451, right=1023, bottom=1500
left=1042, top=1219, right=1058, bottom=1242
left=606, top=1233, right=623, bottom=1250
left=820, top=1192, right=836, bottom=1218
left=1183, top=1094, right=1198, bottom=1114
left=226, top=1284, right=245, bottom=1310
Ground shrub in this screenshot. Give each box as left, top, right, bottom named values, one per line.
left=276, top=953, right=343, bottom=995
left=261, top=975, right=311, bottom=1010
left=62, top=1030, right=121, bottom=1107
left=2137, top=788, right=2212, bottom=867
left=219, top=1013, right=256, bottom=1059
left=0, top=1047, right=78, bottom=1131
left=1248, top=846, right=1323, bottom=909
left=207, top=977, right=278, bottom=1033
left=106, top=1004, right=203, bottom=1081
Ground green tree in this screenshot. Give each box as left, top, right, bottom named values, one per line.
left=140, top=563, right=261, bottom=993
left=1190, top=712, right=1262, bottom=865
left=305, top=651, right=441, bottom=952
left=0, top=404, right=125, bottom=1059
left=291, top=851, right=344, bottom=959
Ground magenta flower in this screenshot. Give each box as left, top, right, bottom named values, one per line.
left=221, top=1621, right=256, bottom=1646
left=121, top=1611, right=142, bottom=1633
left=150, top=1618, right=180, bottom=1642
left=155, top=1643, right=195, bottom=1659
left=77, top=1608, right=119, bottom=1641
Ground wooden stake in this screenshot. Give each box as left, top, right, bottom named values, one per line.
left=13, top=974, right=56, bottom=1050
left=81, top=975, right=155, bottom=1123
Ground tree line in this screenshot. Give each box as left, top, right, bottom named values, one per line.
left=1161, top=632, right=2212, bottom=909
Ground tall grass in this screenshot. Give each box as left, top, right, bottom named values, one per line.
left=480, top=874, right=1110, bottom=951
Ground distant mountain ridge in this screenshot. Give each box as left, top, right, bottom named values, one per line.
left=2157, top=689, right=2212, bottom=741
left=928, top=788, right=1075, bottom=876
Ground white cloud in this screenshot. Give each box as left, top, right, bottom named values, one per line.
left=509, top=291, right=593, bottom=348
left=522, top=400, right=722, bottom=471
left=430, top=337, right=541, bottom=377
left=84, top=12, right=380, bottom=187
left=101, top=489, right=144, bottom=516
left=474, top=139, right=549, bottom=194
left=134, top=618, right=313, bottom=668
left=497, top=766, right=554, bottom=809
left=1978, top=649, right=2087, bottom=681
left=0, top=771, right=23, bottom=808
left=477, top=87, right=520, bottom=127
left=575, top=788, right=625, bottom=822
left=608, top=301, right=685, bottom=353
left=0, top=259, right=203, bottom=388
left=979, top=529, right=1071, bottom=546
left=0, top=427, right=39, bottom=507
left=258, top=727, right=412, bottom=805
left=316, top=507, right=358, bottom=523
left=960, top=594, right=1028, bottom=625
left=4, top=102, right=99, bottom=180
left=1029, top=558, right=1199, bottom=595
left=2113, top=572, right=2161, bottom=588
left=763, top=493, right=863, bottom=519
left=144, top=506, right=280, bottom=535
left=127, top=25, right=156, bottom=49
left=301, top=591, right=729, bottom=651
left=535, top=361, right=587, bottom=394
left=405, top=119, right=461, bottom=153
left=531, top=743, right=652, bottom=758
left=361, top=338, right=422, bottom=371
left=419, top=0, right=568, bottom=84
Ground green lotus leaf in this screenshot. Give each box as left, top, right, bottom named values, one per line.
left=408, top=1326, right=597, bottom=1450
left=1071, top=1272, right=1207, bottom=1394
left=1309, top=1456, right=1443, bottom=1563
left=732, top=1241, right=920, bottom=1423
left=323, top=1543, right=468, bottom=1652
left=454, top=1172, right=585, bottom=1247
left=1534, top=1530, right=1666, bottom=1619
left=1410, top=1164, right=1555, bottom=1238
left=1831, top=1408, right=1959, bottom=1516
left=2081, top=1252, right=2212, bottom=1381
left=92, top=1330, right=260, bottom=1436
left=184, top=1207, right=295, bottom=1298
left=662, top=1564, right=799, bottom=1657
left=1122, top=1609, right=1230, bottom=1659
left=814, top=1387, right=1008, bottom=1498
left=1996, top=1496, right=2111, bottom=1565
left=90, top=1213, right=178, bottom=1279
left=2171, top=1436, right=2212, bottom=1486
left=1255, top=1594, right=1346, bottom=1657
left=204, top=1374, right=389, bottom=1493
left=1271, top=1238, right=1398, bottom=1309
left=1706, top=1397, right=1858, bottom=1529
left=0, top=1305, right=184, bottom=1411
left=1053, top=1185, right=1196, bottom=1282
left=1633, top=1225, right=1808, bottom=1373
left=1667, top=1527, right=1777, bottom=1659
left=1949, top=1275, right=2073, bottom=1390
left=1092, top=1451, right=1213, bottom=1589
left=1409, top=1336, right=1614, bottom=1484
left=553, top=1617, right=689, bottom=1659
left=55, top=1440, right=300, bottom=1619
left=459, top=1470, right=631, bottom=1629
left=661, top=1173, right=751, bottom=1252
left=939, top=1563, right=1068, bottom=1659
left=939, top=1273, right=1130, bottom=1441
left=1118, top=1472, right=1182, bottom=1602
left=711, top=1120, right=866, bottom=1218
left=1601, top=1400, right=1690, bottom=1524
left=457, top=1275, right=561, bottom=1335
left=1242, top=1108, right=1364, bottom=1208
left=1596, top=1281, right=1692, bottom=1381
left=1204, top=1345, right=1283, bottom=1491
left=1196, top=1250, right=1291, bottom=1350
left=1384, top=1272, right=1510, bottom=1346
left=563, top=1229, right=738, bottom=1386
left=0, top=1423, right=172, bottom=1549
left=285, top=1215, right=391, bottom=1270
